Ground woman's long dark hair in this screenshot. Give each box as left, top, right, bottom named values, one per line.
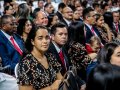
left=17, top=18, right=33, bottom=36
left=97, top=42, right=119, bottom=63
left=67, top=21, right=85, bottom=45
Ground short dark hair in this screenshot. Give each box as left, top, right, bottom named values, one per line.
left=50, top=22, right=66, bottom=35
left=97, top=42, right=120, bottom=63
left=44, top=3, right=51, bottom=8
left=58, top=2, right=66, bottom=10
left=0, top=15, right=13, bottom=27
left=32, top=8, right=41, bottom=19
left=25, top=25, right=47, bottom=52
left=86, top=63, right=120, bottom=90
left=82, top=7, right=94, bottom=20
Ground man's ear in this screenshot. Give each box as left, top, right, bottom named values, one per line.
left=2, top=24, right=6, bottom=30
left=51, top=34, right=55, bottom=41
left=86, top=15, right=90, bottom=21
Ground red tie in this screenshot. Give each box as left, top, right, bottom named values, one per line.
left=116, top=23, right=119, bottom=33
left=91, top=27, right=95, bottom=35
left=59, top=50, right=66, bottom=70
left=10, top=36, right=23, bottom=56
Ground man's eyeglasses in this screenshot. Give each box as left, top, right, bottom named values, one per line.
left=4, top=22, right=18, bottom=26
left=89, top=14, right=96, bottom=18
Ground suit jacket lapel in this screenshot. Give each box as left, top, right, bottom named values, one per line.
left=0, top=31, right=15, bottom=50
left=13, top=34, right=24, bottom=51
left=49, top=42, right=61, bottom=61
left=62, top=48, right=69, bottom=70
left=49, top=42, right=68, bottom=68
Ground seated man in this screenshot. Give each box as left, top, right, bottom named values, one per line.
left=47, top=22, right=70, bottom=75
left=0, top=15, right=25, bottom=75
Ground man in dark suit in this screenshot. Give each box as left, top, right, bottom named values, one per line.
left=56, top=2, right=66, bottom=20
left=60, top=6, right=73, bottom=27
left=0, top=15, right=25, bottom=75
left=47, top=22, right=70, bottom=75
left=112, top=10, right=120, bottom=34
left=83, top=7, right=102, bottom=44
left=76, top=6, right=84, bottom=22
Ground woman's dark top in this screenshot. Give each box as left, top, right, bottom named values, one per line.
left=18, top=53, right=61, bottom=90
left=68, top=42, right=91, bottom=69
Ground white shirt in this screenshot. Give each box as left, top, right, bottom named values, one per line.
left=85, top=23, right=98, bottom=36
left=63, top=18, right=71, bottom=26
left=52, top=42, right=61, bottom=53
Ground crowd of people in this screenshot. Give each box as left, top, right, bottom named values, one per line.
left=0, top=0, right=120, bottom=90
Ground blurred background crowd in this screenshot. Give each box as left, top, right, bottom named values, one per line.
left=0, top=0, right=120, bottom=90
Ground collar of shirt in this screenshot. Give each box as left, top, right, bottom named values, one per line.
left=80, top=17, right=83, bottom=20
left=58, top=11, right=62, bottom=14
left=52, top=42, right=62, bottom=53
left=1, top=30, right=11, bottom=41
left=63, top=18, right=71, bottom=26
left=85, top=23, right=92, bottom=30
left=113, top=22, right=118, bottom=26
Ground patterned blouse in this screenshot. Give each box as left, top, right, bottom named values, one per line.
left=97, top=27, right=109, bottom=44
left=18, top=53, right=61, bottom=90
left=68, top=42, right=91, bottom=70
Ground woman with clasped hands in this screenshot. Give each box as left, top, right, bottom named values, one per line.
left=17, top=26, right=62, bottom=90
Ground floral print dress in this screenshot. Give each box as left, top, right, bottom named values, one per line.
left=68, top=42, right=91, bottom=70
left=18, top=53, right=61, bottom=90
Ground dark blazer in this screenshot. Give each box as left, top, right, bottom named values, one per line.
left=84, top=24, right=102, bottom=43
left=47, top=42, right=70, bottom=75
left=112, top=23, right=120, bottom=33
left=60, top=18, right=69, bottom=27
left=56, top=11, right=63, bottom=20
left=79, top=18, right=83, bottom=22
left=0, top=30, right=25, bottom=74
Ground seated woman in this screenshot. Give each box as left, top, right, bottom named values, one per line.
left=72, top=9, right=81, bottom=22
left=47, top=14, right=59, bottom=28
left=17, top=18, right=33, bottom=42
left=4, top=5, right=14, bottom=15
left=18, top=26, right=63, bottom=90
left=67, top=21, right=97, bottom=81
left=86, top=63, right=120, bottom=90
left=95, top=13, right=112, bottom=44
